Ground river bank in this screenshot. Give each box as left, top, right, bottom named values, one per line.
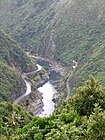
left=27, top=53, right=66, bottom=76
left=13, top=59, right=63, bottom=117
left=13, top=57, right=77, bottom=117
left=19, top=89, right=44, bottom=115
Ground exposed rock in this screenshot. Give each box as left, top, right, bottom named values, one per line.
left=19, top=90, right=43, bottom=115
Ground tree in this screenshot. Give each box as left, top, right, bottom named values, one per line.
left=86, top=104, right=105, bottom=140
left=73, top=75, right=105, bottom=116
left=0, top=135, right=8, bottom=140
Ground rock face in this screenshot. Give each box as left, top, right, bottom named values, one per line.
left=15, top=66, right=49, bottom=115
left=17, top=77, right=49, bottom=115
left=19, top=90, right=43, bottom=115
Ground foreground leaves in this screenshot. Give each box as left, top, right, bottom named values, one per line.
left=1, top=76, right=104, bottom=140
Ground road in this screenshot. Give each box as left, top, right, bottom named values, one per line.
left=13, top=64, right=42, bottom=104
left=66, top=60, right=77, bottom=99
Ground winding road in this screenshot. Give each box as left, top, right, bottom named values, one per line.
left=13, top=63, right=57, bottom=117
left=13, top=64, right=42, bottom=104
left=13, top=58, right=76, bottom=116
left=66, top=60, right=77, bottom=99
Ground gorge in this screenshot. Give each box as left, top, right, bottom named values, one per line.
left=1, top=0, right=105, bottom=139
left=13, top=61, right=62, bottom=117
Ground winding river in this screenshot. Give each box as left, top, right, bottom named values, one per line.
left=13, top=63, right=57, bottom=117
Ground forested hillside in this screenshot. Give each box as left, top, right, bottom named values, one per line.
left=0, top=30, right=36, bottom=102
left=1, top=0, right=105, bottom=139
left=0, top=61, right=24, bottom=101
left=0, top=30, right=36, bottom=72
left=1, top=0, right=105, bottom=89
left=0, top=0, right=55, bottom=53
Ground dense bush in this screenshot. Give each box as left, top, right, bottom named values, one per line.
left=1, top=77, right=105, bottom=140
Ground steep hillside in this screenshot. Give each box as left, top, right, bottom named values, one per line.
left=52, top=0, right=105, bottom=88
left=1, top=1, right=105, bottom=139
left=0, top=30, right=36, bottom=72
left=1, top=0, right=105, bottom=89
left=69, top=40, right=105, bottom=88
left=0, top=0, right=56, bottom=54
left=0, top=61, right=24, bottom=101
left=53, top=0, right=105, bottom=64
left=0, top=30, right=36, bottom=102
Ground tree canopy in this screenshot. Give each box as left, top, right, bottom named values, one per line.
left=1, top=76, right=105, bottom=140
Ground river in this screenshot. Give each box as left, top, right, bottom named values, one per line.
left=36, top=60, right=61, bottom=117
left=37, top=81, right=57, bottom=117
left=13, top=62, right=59, bottom=117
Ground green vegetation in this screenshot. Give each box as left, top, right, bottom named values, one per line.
left=0, top=0, right=55, bottom=54
left=0, top=77, right=105, bottom=139
left=1, top=1, right=105, bottom=139
left=69, top=39, right=105, bottom=89
left=0, top=101, right=33, bottom=139
left=0, top=30, right=36, bottom=101
left=1, top=0, right=105, bottom=89
left=0, top=61, right=23, bottom=101
left=0, top=30, right=36, bottom=72
left=52, top=0, right=105, bottom=88
left=73, top=76, right=105, bottom=116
